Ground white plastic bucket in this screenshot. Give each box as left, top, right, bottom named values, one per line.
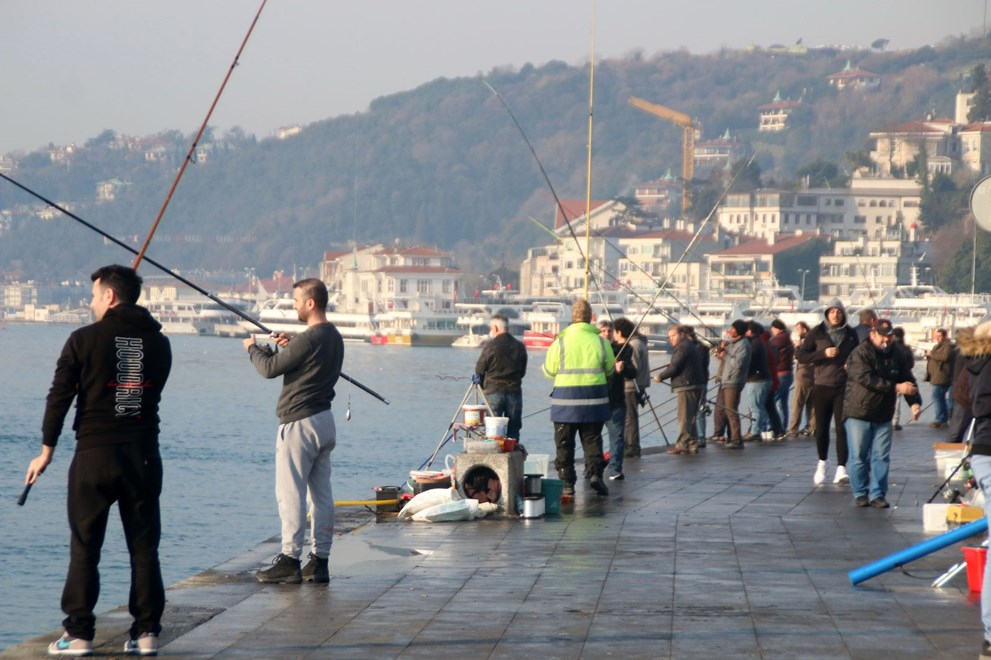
left=463, top=404, right=486, bottom=426
left=484, top=416, right=509, bottom=439
left=524, top=454, right=551, bottom=478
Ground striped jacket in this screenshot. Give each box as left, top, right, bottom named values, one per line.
left=542, top=322, right=615, bottom=423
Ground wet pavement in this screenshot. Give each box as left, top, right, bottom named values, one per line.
left=3, top=423, right=985, bottom=659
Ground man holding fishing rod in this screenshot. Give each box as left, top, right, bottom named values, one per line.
left=243, top=278, right=343, bottom=585
left=24, top=265, right=172, bottom=657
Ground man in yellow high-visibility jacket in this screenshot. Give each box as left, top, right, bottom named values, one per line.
left=542, top=299, right=615, bottom=498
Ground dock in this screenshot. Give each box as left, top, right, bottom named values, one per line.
left=2, top=423, right=984, bottom=658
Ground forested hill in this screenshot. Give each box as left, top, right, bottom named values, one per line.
left=1, top=33, right=989, bottom=281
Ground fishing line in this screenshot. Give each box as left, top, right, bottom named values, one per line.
left=132, top=0, right=269, bottom=270
left=0, top=173, right=390, bottom=406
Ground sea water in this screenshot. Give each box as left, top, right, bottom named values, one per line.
left=0, top=323, right=576, bottom=650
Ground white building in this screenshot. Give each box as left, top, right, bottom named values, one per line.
left=818, top=236, right=931, bottom=300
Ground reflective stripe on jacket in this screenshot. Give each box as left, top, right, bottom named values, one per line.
left=542, top=322, right=615, bottom=423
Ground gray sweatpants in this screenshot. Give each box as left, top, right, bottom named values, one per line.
left=275, top=408, right=336, bottom=559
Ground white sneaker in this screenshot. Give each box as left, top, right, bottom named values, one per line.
left=833, top=465, right=850, bottom=485
left=813, top=460, right=828, bottom=486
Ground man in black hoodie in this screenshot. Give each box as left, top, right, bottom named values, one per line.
left=25, top=265, right=172, bottom=657
left=797, top=299, right=859, bottom=487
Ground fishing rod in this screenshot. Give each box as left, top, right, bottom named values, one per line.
left=132, top=0, right=268, bottom=270
left=0, top=172, right=390, bottom=406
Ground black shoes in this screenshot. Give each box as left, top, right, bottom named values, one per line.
left=855, top=496, right=869, bottom=508
left=256, top=553, right=302, bottom=584
left=870, top=497, right=890, bottom=509
left=302, top=552, right=330, bottom=583
left=590, top=474, right=609, bottom=496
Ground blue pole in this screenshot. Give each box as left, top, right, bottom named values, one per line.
left=849, top=517, right=988, bottom=585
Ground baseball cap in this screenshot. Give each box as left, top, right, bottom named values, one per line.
left=874, top=319, right=894, bottom=336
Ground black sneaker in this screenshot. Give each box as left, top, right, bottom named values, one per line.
left=607, top=472, right=624, bottom=481
left=870, top=497, right=890, bottom=509
left=855, top=496, right=869, bottom=508
left=302, top=552, right=329, bottom=583
left=722, top=440, right=744, bottom=450
left=893, top=424, right=902, bottom=431
left=980, top=640, right=991, bottom=659
left=256, top=553, right=302, bottom=584
left=590, top=474, right=609, bottom=496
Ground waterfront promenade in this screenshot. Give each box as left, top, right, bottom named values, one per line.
left=3, top=424, right=984, bottom=658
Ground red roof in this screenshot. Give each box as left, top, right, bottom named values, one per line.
left=323, top=249, right=351, bottom=261
left=963, top=123, right=991, bottom=133
left=372, top=245, right=451, bottom=258
left=554, top=200, right=610, bottom=230
left=877, top=119, right=954, bottom=134
left=710, top=233, right=818, bottom=257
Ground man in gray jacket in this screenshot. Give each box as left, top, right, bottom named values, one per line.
left=720, top=320, right=752, bottom=449
left=653, top=324, right=706, bottom=455
left=244, top=279, right=344, bottom=584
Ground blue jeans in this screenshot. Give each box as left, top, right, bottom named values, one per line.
left=604, top=405, right=626, bottom=476
left=486, top=390, right=523, bottom=440
left=744, top=380, right=770, bottom=435
left=931, top=384, right=950, bottom=424
left=969, top=454, right=991, bottom=642
left=844, top=417, right=892, bottom=501
left=774, top=373, right=793, bottom=431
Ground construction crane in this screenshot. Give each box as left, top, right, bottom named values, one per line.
left=628, top=96, right=700, bottom=215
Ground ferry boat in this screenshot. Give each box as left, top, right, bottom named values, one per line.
left=246, top=296, right=378, bottom=342
left=451, top=303, right=530, bottom=348
left=371, top=309, right=461, bottom=347
left=851, top=285, right=991, bottom=347
left=146, top=299, right=249, bottom=336
left=521, top=301, right=624, bottom=349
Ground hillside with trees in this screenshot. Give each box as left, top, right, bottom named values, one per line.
left=1, top=33, right=990, bottom=286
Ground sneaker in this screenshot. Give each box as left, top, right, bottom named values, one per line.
left=981, top=640, right=991, bottom=659
left=855, top=496, right=870, bottom=508
left=833, top=465, right=850, bottom=485
left=721, top=440, right=743, bottom=450
left=563, top=483, right=576, bottom=498
left=256, top=553, right=302, bottom=584
left=590, top=474, right=609, bottom=496
left=48, top=633, right=92, bottom=656
left=302, top=552, right=329, bottom=584
left=607, top=472, right=624, bottom=481
left=123, top=632, right=158, bottom=656
left=814, top=460, right=828, bottom=486
left=893, top=424, right=903, bottom=431
left=870, top=497, right=891, bottom=509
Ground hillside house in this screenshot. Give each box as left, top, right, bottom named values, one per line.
left=757, top=92, right=801, bottom=132
left=827, top=61, right=881, bottom=91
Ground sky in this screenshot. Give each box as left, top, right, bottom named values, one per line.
left=1, top=0, right=986, bottom=154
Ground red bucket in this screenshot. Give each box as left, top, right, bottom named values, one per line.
left=963, top=546, right=988, bottom=593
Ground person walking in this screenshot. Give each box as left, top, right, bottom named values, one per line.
left=24, top=265, right=172, bottom=657
left=599, top=320, right=636, bottom=479
left=244, top=278, right=344, bottom=585
left=891, top=327, right=914, bottom=431
left=653, top=325, right=706, bottom=455
left=543, top=299, right=614, bottom=497
left=843, top=319, right=920, bottom=508
left=787, top=321, right=815, bottom=438
left=925, top=328, right=956, bottom=429
left=474, top=314, right=528, bottom=441
left=955, top=320, right=991, bottom=658
left=720, top=320, right=752, bottom=450
left=797, top=299, right=859, bottom=486
left=769, top=319, right=794, bottom=436
left=613, top=317, right=650, bottom=459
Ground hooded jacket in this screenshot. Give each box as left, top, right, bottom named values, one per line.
left=796, top=298, right=859, bottom=388
left=42, top=304, right=172, bottom=449
left=960, top=324, right=991, bottom=454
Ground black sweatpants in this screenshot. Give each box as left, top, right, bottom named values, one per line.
left=62, top=442, right=164, bottom=641
left=812, top=384, right=848, bottom=466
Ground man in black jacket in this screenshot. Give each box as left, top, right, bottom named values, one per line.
left=842, top=319, right=920, bottom=508
left=25, top=265, right=172, bottom=657
left=475, top=314, right=528, bottom=441
left=653, top=325, right=706, bottom=455
left=599, top=320, right=636, bottom=479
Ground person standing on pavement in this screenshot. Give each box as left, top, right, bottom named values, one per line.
left=955, top=320, right=991, bottom=659
left=890, top=326, right=914, bottom=431
left=543, top=299, right=614, bottom=497
left=685, top=326, right=712, bottom=447
left=743, top=321, right=772, bottom=441
left=770, top=319, right=794, bottom=436
left=244, top=278, right=344, bottom=585
left=613, top=317, right=650, bottom=459
left=925, top=328, right=956, bottom=430
left=787, top=321, right=815, bottom=438
left=474, top=314, right=528, bottom=441
left=25, top=265, right=172, bottom=657
left=842, top=319, right=920, bottom=508
left=720, top=320, right=752, bottom=449
left=653, top=325, right=706, bottom=455
left=797, top=299, right=859, bottom=486
left=599, top=320, right=636, bottom=479
left=948, top=327, right=975, bottom=442
left=854, top=308, right=878, bottom=344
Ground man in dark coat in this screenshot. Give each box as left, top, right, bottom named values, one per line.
left=475, top=314, right=528, bottom=441
left=653, top=324, right=706, bottom=455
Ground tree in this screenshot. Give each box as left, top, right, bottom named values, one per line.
left=728, top=158, right=762, bottom=193
left=969, top=64, right=991, bottom=122
left=795, top=158, right=846, bottom=188
left=919, top=172, right=967, bottom=231
left=871, top=38, right=890, bottom=52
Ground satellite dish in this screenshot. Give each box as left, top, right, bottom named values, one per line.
left=972, top=176, right=991, bottom=232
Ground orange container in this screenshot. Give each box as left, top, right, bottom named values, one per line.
left=963, top=546, right=988, bottom=592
